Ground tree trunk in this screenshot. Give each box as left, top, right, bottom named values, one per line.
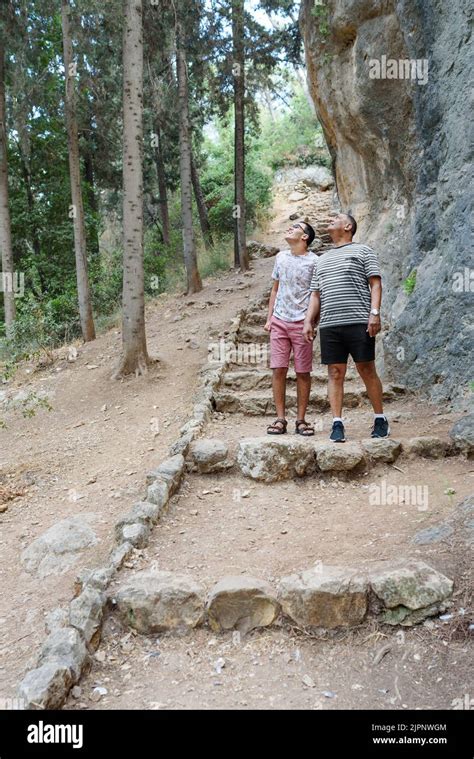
left=153, top=122, right=170, bottom=246
left=61, top=0, right=96, bottom=342
left=176, top=16, right=202, bottom=294
left=113, top=0, right=149, bottom=378
left=232, top=0, right=249, bottom=271
left=81, top=122, right=100, bottom=256
left=191, top=152, right=213, bottom=250
left=0, top=40, right=16, bottom=332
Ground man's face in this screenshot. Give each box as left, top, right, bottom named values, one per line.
left=326, top=213, right=352, bottom=238
left=285, top=223, right=308, bottom=245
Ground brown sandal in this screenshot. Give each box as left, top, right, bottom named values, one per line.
left=295, top=419, right=315, bottom=436
left=267, top=418, right=287, bottom=435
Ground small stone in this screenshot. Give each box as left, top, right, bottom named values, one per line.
left=278, top=565, right=368, bottom=629
left=207, top=576, right=280, bottom=634
left=21, top=517, right=98, bottom=578
left=188, top=439, right=231, bottom=474
left=405, top=437, right=448, bottom=459
left=314, top=442, right=365, bottom=472
left=112, top=570, right=205, bottom=634
left=302, top=675, right=315, bottom=688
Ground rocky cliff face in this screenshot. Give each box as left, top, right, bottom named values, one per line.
left=300, top=0, right=473, bottom=404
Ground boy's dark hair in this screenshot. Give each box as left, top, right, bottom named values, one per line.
left=301, top=222, right=316, bottom=247
left=345, top=213, right=357, bottom=237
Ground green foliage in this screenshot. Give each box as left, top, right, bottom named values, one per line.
left=258, top=84, right=330, bottom=170
left=200, top=118, right=273, bottom=235
left=311, top=1, right=330, bottom=36
left=403, top=270, right=417, bottom=295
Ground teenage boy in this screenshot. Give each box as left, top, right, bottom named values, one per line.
left=264, top=221, right=318, bottom=436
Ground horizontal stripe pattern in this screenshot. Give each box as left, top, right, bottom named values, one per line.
left=310, top=242, right=381, bottom=328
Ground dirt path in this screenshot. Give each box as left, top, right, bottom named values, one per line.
left=61, top=181, right=472, bottom=712
left=0, top=256, right=271, bottom=698
left=3, top=180, right=472, bottom=710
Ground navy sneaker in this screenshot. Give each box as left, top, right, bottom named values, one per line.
left=371, top=416, right=390, bottom=438
left=330, top=420, right=346, bottom=443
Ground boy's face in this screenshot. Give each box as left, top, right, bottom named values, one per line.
left=285, top=223, right=308, bottom=245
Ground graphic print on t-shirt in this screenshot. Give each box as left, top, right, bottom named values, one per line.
left=272, top=249, right=319, bottom=322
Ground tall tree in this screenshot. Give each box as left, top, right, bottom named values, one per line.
left=0, top=37, right=15, bottom=332
left=61, top=0, right=96, bottom=341
left=114, top=0, right=149, bottom=377
left=176, top=10, right=202, bottom=294
left=153, top=120, right=170, bottom=246
left=232, top=0, right=249, bottom=271
left=190, top=152, right=213, bottom=250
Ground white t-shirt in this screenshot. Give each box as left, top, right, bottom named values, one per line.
left=272, top=249, right=318, bottom=322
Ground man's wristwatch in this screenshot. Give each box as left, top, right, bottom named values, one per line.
left=370, top=308, right=380, bottom=316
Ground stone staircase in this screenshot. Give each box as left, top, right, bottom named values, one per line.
left=213, top=294, right=405, bottom=419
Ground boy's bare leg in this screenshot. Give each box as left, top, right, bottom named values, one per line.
left=272, top=367, right=288, bottom=418
left=296, top=372, right=311, bottom=420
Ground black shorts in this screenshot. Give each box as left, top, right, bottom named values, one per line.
left=320, top=323, right=375, bottom=365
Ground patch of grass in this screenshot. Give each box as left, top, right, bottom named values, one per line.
left=403, top=269, right=417, bottom=295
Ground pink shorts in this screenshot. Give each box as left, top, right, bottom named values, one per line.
left=269, top=315, right=313, bottom=373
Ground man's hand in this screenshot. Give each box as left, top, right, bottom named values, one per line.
left=303, top=320, right=315, bottom=343
left=264, top=319, right=272, bottom=332
left=367, top=314, right=381, bottom=337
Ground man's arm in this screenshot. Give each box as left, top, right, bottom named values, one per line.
left=264, top=280, right=279, bottom=331
left=303, top=291, right=321, bottom=342
left=367, top=275, right=382, bottom=337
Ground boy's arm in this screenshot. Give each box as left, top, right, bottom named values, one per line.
left=264, top=280, right=279, bottom=331
left=303, top=291, right=320, bottom=342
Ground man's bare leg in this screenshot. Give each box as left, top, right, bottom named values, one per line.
left=355, top=360, right=383, bottom=413
left=327, top=363, right=347, bottom=417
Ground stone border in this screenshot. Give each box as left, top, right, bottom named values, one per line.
left=107, top=559, right=454, bottom=637
left=17, top=307, right=247, bottom=709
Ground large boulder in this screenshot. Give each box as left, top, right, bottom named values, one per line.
left=111, top=570, right=205, bottom=635
left=237, top=437, right=316, bottom=482
left=297, top=165, right=335, bottom=190
left=207, top=576, right=280, bottom=634
left=278, top=565, right=368, bottom=629
left=21, top=517, right=98, bottom=578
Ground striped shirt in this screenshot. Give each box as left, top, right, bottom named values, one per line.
left=310, top=243, right=381, bottom=328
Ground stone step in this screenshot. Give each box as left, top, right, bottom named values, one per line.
left=220, top=368, right=361, bottom=391
left=214, top=387, right=399, bottom=415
